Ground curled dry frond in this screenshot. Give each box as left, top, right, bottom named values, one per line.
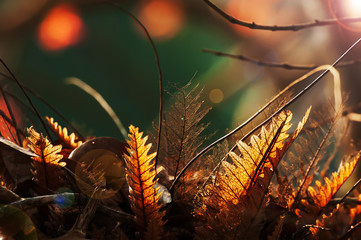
left=46, top=116, right=83, bottom=149
left=296, top=153, right=360, bottom=217
left=123, top=125, right=165, bottom=238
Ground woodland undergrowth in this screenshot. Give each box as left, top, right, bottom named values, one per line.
left=1, top=1, right=361, bottom=240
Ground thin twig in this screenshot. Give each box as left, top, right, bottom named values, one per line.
left=0, top=71, right=83, bottom=139
left=339, top=221, right=361, bottom=240
left=105, top=1, right=163, bottom=170
left=329, top=197, right=361, bottom=205
left=0, top=60, right=53, bottom=142
left=339, top=169, right=361, bottom=204
left=66, top=77, right=127, bottom=139
left=203, top=0, right=361, bottom=31
left=9, top=192, right=135, bottom=224
left=169, top=37, right=361, bottom=192
left=203, top=49, right=361, bottom=70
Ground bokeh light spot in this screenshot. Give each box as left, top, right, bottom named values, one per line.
left=344, top=0, right=361, bottom=17
left=0, top=205, right=37, bottom=239
left=38, top=4, right=84, bottom=51
left=209, top=89, right=224, bottom=103
left=137, top=0, right=185, bottom=40
left=54, top=187, right=75, bottom=209
left=328, top=0, right=361, bottom=32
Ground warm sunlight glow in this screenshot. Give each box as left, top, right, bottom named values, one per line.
left=344, top=0, right=361, bottom=17
left=38, top=4, right=84, bottom=51
left=137, top=0, right=184, bottom=40
left=226, top=0, right=272, bottom=36
left=0, top=97, right=22, bottom=143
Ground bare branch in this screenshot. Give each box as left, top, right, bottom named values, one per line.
left=203, top=49, right=361, bottom=70
left=203, top=0, right=361, bottom=31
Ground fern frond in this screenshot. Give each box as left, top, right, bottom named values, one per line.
left=27, top=127, right=65, bottom=167
left=196, top=108, right=310, bottom=238
left=158, top=83, right=211, bottom=198
left=275, top=106, right=347, bottom=209
left=215, top=110, right=292, bottom=206
left=301, top=153, right=359, bottom=211
left=27, top=127, right=65, bottom=191
left=124, top=125, right=165, bottom=238
left=46, top=116, right=83, bottom=149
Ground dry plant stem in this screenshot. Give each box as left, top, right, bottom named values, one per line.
left=330, top=197, right=361, bottom=205
left=72, top=187, right=104, bottom=233
left=0, top=72, right=83, bottom=138
left=203, top=49, right=361, bottom=70
left=0, top=59, right=53, bottom=142
left=339, top=171, right=361, bottom=204
left=66, top=78, right=127, bottom=139
left=9, top=192, right=135, bottom=224
left=104, top=0, right=163, bottom=170
left=339, top=221, right=361, bottom=240
left=203, top=0, right=361, bottom=31
left=170, top=37, right=361, bottom=192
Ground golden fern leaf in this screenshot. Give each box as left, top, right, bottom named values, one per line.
left=196, top=108, right=310, bottom=238
left=27, top=127, right=65, bottom=167
left=123, top=125, right=165, bottom=238
left=305, top=153, right=359, bottom=209
left=27, top=127, right=66, bottom=191
left=46, top=116, right=83, bottom=149
left=216, top=110, right=293, bottom=205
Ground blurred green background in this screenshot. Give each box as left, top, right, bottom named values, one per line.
left=1, top=0, right=361, bottom=142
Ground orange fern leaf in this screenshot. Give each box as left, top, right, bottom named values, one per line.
left=196, top=108, right=310, bottom=238
left=46, top=116, right=83, bottom=149
left=216, top=110, right=293, bottom=205
left=306, top=153, right=360, bottom=208
left=123, top=125, right=165, bottom=238
left=27, top=127, right=65, bottom=167
left=27, top=127, right=66, bottom=191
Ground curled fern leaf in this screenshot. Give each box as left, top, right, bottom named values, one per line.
left=296, top=152, right=360, bottom=217
left=46, top=116, right=83, bottom=149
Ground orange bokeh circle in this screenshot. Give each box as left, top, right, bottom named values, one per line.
left=137, top=0, right=185, bottom=40
left=38, top=4, right=84, bottom=51
left=328, top=0, right=361, bottom=33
